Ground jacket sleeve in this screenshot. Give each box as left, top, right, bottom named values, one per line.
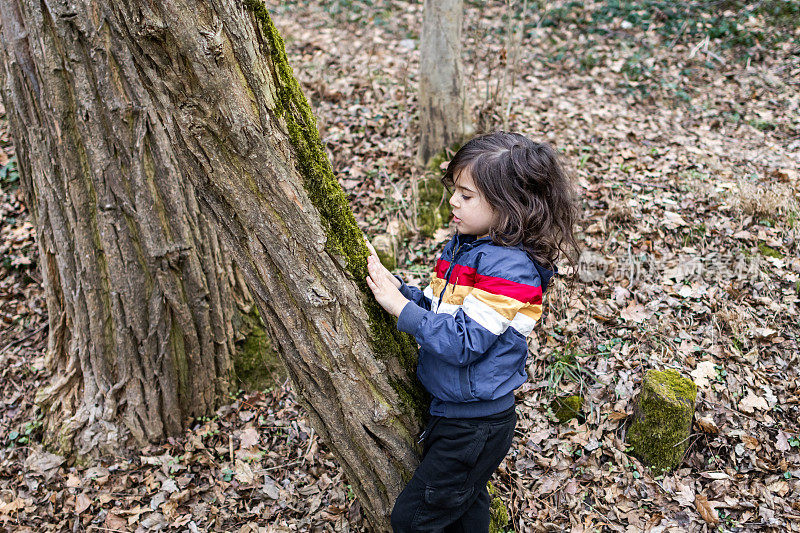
left=396, top=250, right=543, bottom=367
left=394, top=275, right=432, bottom=311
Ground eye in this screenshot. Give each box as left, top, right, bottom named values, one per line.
left=461, top=194, right=472, bottom=201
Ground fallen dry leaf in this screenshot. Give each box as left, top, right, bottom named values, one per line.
left=775, top=430, right=792, bottom=453
left=739, top=390, right=770, bottom=413
left=690, top=360, right=717, bottom=389
left=619, top=302, right=650, bottom=323
left=239, top=426, right=260, bottom=449
left=695, top=416, right=719, bottom=434
left=695, top=493, right=720, bottom=525
left=75, top=493, right=92, bottom=515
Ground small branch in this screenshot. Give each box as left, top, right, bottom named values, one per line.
left=668, top=19, right=688, bottom=49
left=256, top=459, right=303, bottom=473
left=0, top=322, right=48, bottom=356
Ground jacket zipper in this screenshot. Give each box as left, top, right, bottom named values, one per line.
left=438, top=241, right=465, bottom=309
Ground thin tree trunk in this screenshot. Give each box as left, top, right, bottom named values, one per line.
left=418, top=0, right=471, bottom=166
left=0, top=0, right=423, bottom=529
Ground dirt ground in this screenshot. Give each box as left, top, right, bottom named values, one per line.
left=1, top=0, right=798, bottom=531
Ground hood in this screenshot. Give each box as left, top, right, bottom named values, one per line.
left=511, top=242, right=556, bottom=292
left=533, top=260, right=556, bottom=293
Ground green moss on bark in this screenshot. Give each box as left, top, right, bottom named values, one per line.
left=233, top=305, right=286, bottom=391
left=488, top=481, right=509, bottom=533
left=389, top=375, right=429, bottom=434
left=242, top=0, right=361, bottom=274
left=170, top=318, right=189, bottom=410
left=627, top=369, right=697, bottom=474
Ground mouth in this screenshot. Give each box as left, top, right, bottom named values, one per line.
left=453, top=215, right=461, bottom=223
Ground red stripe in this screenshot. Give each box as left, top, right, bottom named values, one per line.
left=450, top=264, right=477, bottom=285
left=474, top=274, right=543, bottom=304
left=435, top=259, right=541, bottom=304
left=435, top=258, right=450, bottom=278
left=435, top=260, right=478, bottom=284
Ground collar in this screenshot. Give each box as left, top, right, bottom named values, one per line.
left=454, top=231, right=493, bottom=246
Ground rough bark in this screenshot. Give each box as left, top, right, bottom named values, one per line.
left=0, top=0, right=247, bottom=458
left=417, top=0, right=471, bottom=166
left=0, top=0, right=423, bottom=529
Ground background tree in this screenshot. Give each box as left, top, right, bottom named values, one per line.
left=0, top=0, right=423, bottom=529
left=417, top=0, right=472, bottom=166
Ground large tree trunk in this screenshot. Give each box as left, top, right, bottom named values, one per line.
left=0, top=0, right=423, bottom=530
left=417, top=0, right=471, bottom=166
left=0, top=0, right=248, bottom=458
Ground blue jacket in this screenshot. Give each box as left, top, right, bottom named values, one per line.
left=396, top=232, right=555, bottom=418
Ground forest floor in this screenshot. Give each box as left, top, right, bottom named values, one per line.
left=1, top=0, right=799, bottom=532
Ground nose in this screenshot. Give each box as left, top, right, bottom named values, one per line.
left=449, top=193, right=459, bottom=208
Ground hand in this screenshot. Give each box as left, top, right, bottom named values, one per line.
left=365, top=239, right=401, bottom=289
left=366, top=254, right=408, bottom=317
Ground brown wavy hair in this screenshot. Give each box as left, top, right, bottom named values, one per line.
left=441, top=131, right=580, bottom=271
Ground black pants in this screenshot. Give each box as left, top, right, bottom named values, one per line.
left=391, top=406, right=517, bottom=532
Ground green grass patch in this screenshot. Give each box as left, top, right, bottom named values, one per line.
left=0, top=155, right=19, bottom=192
left=749, top=119, right=777, bottom=131
left=757, top=241, right=783, bottom=258
left=535, top=0, right=798, bottom=52
left=544, top=347, right=598, bottom=397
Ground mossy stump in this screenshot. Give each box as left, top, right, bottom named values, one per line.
left=371, top=234, right=397, bottom=271
left=487, top=481, right=509, bottom=533
left=550, top=395, right=584, bottom=424
left=424, top=141, right=466, bottom=172
left=627, top=369, right=697, bottom=474
left=416, top=177, right=451, bottom=238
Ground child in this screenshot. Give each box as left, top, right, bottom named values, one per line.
left=366, top=131, right=579, bottom=532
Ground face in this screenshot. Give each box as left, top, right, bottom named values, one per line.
left=449, top=168, right=497, bottom=236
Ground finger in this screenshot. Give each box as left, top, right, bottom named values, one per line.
left=370, top=255, right=389, bottom=274
left=376, top=261, right=393, bottom=278
left=369, top=272, right=382, bottom=288
left=370, top=260, right=387, bottom=277
left=372, top=274, right=389, bottom=290
left=365, top=240, right=378, bottom=257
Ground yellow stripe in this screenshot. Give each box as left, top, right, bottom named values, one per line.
left=442, top=287, right=521, bottom=320
left=519, top=304, right=543, bottom=322
left=437, top=284, right=472, bottom=306
left=430, top=276, right=446, bottom=298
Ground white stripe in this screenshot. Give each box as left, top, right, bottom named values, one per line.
left=430, top=289, right=440, bottom=312
left=437, top=302, right=461, bottom=316
left=509, top=313, right=537, bottom=336
left=423, top=284, right=434, bottom=300
left=461, top=294, right=510, bottom=336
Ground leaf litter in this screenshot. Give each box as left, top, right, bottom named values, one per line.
left=1, top=0, right=799, bottom=531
